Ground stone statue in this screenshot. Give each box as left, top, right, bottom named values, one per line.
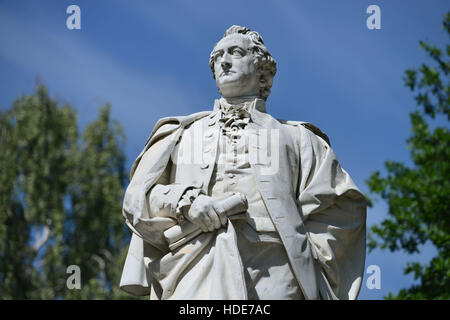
left=119, top=25, right=366, bottom=300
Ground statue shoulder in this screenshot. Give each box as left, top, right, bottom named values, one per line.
left=130, top=110, right=211, bottom=178
left=145, top=110, right=212, bottom=145
left=155, top=110, right=211, bottom=131
left=278, top=119, right=331, bottom=147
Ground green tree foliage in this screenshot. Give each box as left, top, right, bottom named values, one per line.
left=0, top=84, right=132, bottom=299
left=366, top=13, right=450, bottom=299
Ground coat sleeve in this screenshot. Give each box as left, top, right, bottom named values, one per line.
left=296, top=124, right=367, bottom=300
left=122, top=121, right=184, bottom=252
left=146, top=162, right=197, bottom=222
left=120, top=111, right=211, bottom=296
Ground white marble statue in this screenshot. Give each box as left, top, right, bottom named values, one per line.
left=119, top=25, right=366, bottom=300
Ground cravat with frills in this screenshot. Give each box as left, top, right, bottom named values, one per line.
left=219, top=104, right=251, bottom=144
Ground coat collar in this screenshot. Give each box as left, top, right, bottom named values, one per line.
left=213, top=97, right=266, bottom=114
left=212, top=97, right=270, bottom=127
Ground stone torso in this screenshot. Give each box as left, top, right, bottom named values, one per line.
left=209, top=100, right=279, bottom=243
left=170, top=98, right=280, bottom=240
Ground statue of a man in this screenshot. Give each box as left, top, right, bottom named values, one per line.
left=120, top=25, right=366, bottom=300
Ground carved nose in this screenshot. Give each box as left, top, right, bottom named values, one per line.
left=221, top=61, right=231, bottom=70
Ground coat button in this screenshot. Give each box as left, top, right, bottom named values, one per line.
left=162, top=186, right=170, bottom=194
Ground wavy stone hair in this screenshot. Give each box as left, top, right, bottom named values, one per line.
left=209, top=25, right=277, bottom=101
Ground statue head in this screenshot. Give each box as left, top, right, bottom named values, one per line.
left=209, top=25, right=277, bottom=101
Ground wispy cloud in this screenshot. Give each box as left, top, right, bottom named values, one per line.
left=0, top=4, right=199, bottom=160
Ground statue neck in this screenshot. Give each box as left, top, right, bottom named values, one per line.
left=216, top=96, right=266, bottom=114
left=220, top=95, right=260, bottom=106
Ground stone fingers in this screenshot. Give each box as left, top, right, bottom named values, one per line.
left=200, top=206, right=224, bottom=232
left=187, top=195, right=227, bottom=232
left=209, top=206, right=222, bottom=230
left=213, top=203, right=228, bottom=227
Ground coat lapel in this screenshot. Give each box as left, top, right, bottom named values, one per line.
left=248, top=109, right=320, bottom=300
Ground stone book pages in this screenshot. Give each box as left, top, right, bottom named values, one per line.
left=164, top=193, right=248, bottom=251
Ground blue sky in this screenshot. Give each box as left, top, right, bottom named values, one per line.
left=0, top=0, right=448, bottom=299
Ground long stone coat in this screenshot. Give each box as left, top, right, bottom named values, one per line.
left=119, top=99, right=366, bottom=300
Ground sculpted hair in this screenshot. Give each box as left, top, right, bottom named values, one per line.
left=209, top=25, right=277, bottom=100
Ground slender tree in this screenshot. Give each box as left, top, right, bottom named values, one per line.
left=0, top=84, right=131, bottom=299
left=64, top=104, right=130, bottom=299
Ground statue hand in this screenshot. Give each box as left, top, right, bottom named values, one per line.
left=185, top=195, right=227, bottom=232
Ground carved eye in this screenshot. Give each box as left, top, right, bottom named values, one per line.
left=231, top=48, right=244, bottom=56
left=214, top=52, right=223, bottom=62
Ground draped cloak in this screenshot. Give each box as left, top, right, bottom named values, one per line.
left=119, top=104, right=366, bottom=300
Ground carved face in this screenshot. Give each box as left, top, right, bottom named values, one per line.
left=212, top=34, right=260, bottom=98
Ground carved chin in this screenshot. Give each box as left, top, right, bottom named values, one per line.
left=216, top=83, right=241, bottom=96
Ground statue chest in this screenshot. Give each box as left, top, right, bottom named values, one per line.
left=170, top=112, right=299, bottom=200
